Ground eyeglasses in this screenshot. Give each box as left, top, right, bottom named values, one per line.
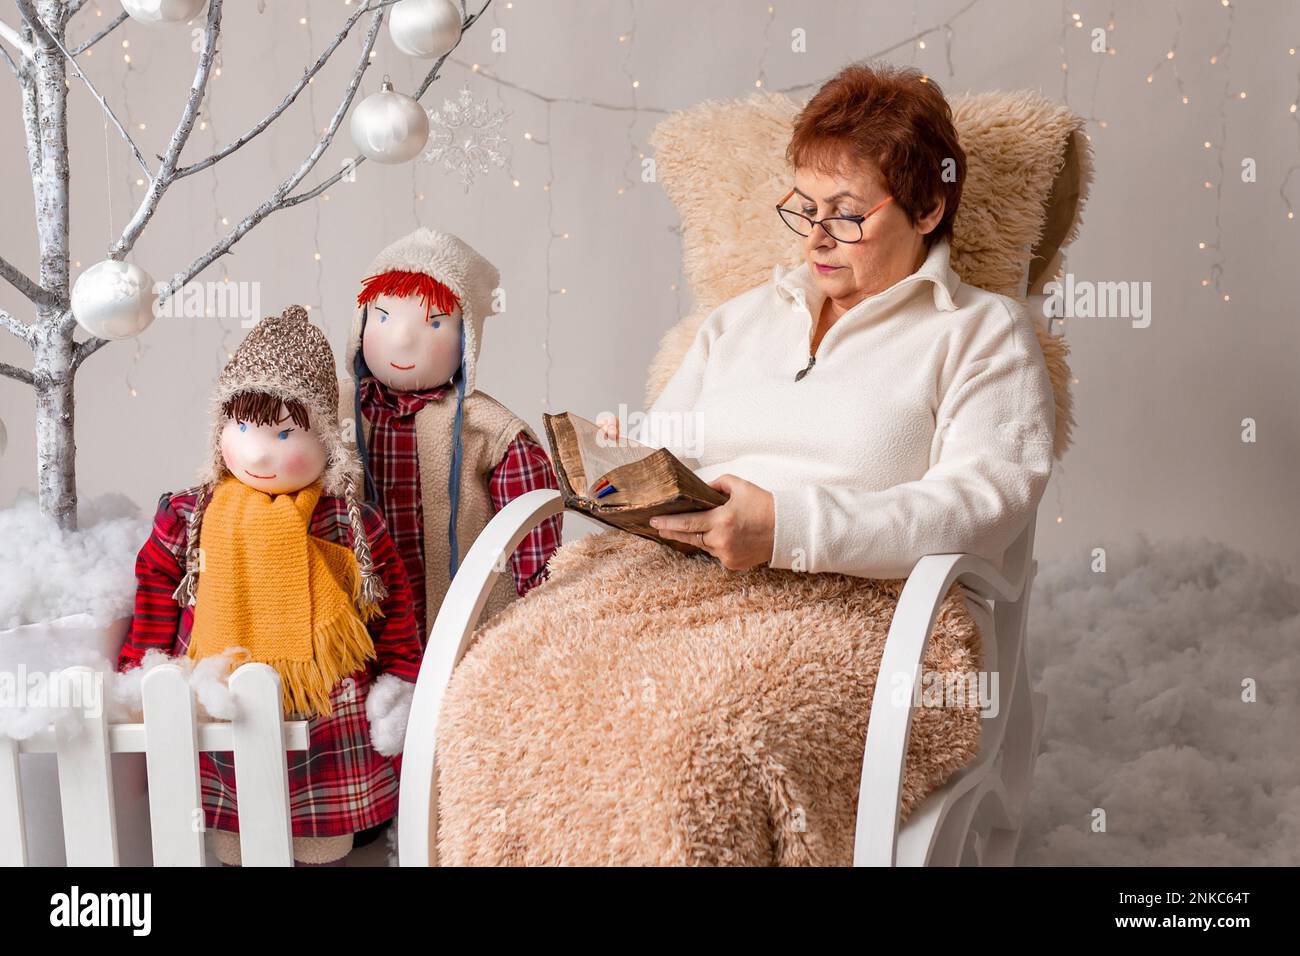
left=776, top=189, right=894, bottom=243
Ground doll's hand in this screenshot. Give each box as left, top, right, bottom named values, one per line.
left=649, top=474, right=775, bottom=571
left=366, top=673, right=415, bottom=757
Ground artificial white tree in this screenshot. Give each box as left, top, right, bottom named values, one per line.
left=0, top=0, right=486, bottom=530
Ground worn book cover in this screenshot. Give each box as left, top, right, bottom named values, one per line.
left=542, top=411, right=728, bottom=556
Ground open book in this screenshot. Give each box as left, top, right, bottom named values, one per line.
left=542, top=412, right=728, bottom=556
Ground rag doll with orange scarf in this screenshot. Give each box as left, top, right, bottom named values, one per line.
left=117, top=305, right=422, bottom=866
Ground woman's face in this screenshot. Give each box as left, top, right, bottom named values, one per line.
left=790, top=160, right=944, bottom=312
left=362, top=292, right=463, bottom=392
left=220, top=403, right=327, bottom=495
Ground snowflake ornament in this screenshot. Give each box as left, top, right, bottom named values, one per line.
left=423, top=85, right=511, bottom=191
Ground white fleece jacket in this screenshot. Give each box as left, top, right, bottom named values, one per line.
left=629, top=237, right=1056, bottom=579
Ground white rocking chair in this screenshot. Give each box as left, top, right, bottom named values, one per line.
left=397, top=489, right=1043, bottom=866
left=397, top=88, right=1087, bottom=867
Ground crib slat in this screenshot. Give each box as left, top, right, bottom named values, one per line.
left=54, top=666, right=119, bottom=866
left=0, top=735, right=28, bottom=866
left=142, top=665, right=206, bottom=866
left=229, top=663, right=294, bottom=867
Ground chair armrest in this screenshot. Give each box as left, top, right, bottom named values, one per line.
left=397, top=488, right=566, bottom=867
left=852, top=542, right=1032, bottom=866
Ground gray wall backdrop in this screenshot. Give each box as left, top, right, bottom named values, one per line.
left=0, top=0, right=1296, bottom=575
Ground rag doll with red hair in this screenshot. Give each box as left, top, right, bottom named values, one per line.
left=343, top=228, right=562, bottom=643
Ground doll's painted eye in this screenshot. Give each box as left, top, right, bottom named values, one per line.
left=238, top=421, right=247, bottom=433
left=278, top=428, right=293, bottom=440
left=431, top=320, right=440, bottom=329
left=377, top=310, right=388, bottom=323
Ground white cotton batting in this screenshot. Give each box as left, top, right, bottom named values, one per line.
left=0, top=491, right=147, bottom=630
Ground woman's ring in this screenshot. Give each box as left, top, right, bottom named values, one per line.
left=696, top=532, right=706, bottom=548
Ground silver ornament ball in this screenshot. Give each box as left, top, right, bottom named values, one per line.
left=71, top=260, right=158, bottom=341
left=350, top=78, right=430, bottom=165
left=120, top=0, right=208, bottom=24
left=388, top=0, right=462, bottom=58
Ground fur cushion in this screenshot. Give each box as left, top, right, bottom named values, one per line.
left=644, top=90, right=1091, bottom=460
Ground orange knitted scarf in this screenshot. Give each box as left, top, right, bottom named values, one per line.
left=187, top=476, right=377, bottom=717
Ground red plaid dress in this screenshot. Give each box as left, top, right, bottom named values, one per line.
left=359, top=376, right=563, bottom=640
left=117, top=487, right=422, bottom=838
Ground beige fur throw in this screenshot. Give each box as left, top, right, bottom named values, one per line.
left=643, top=90, right=1092, bottom=461
left=435, top=530, right=985, bottom=865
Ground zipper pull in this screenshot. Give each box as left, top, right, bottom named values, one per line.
left=795, top=354, right=816, bottom=381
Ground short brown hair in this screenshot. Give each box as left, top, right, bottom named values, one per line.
left=786, top=62, right=965, bottom=248
left=222, top=391, right=310, bottom=429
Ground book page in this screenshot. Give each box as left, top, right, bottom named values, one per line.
left=569, top=414, right=656, bottom=495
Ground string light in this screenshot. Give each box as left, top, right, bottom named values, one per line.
left=1285, top=38, right=1300, bottom=220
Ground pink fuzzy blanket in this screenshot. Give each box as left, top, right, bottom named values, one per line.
left=435, top=530, right=985, bottom=865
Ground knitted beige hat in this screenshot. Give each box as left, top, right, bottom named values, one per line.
left=174, top=305, right=387, bottom=611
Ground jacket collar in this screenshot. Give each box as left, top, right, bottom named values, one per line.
left=772, top=235, right=961, bottom=317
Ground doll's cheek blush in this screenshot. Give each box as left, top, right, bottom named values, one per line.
left=219, top=434, right=237, bottom=471
left=283, top=453, right=310, bottom=474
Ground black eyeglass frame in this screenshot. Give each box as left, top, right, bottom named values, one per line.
left=775, top=188, right=895, bottom=243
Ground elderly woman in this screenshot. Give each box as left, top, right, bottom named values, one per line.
left=608, top=62, right=1056, bottom=577
left=434, top=63, right=1056, bottom=866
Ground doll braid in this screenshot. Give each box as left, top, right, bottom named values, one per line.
left=172, top=482, right=212, bottom=607
left=446, top=323, right=467, bottom=579
left=343, top=469, right=389, bottom=616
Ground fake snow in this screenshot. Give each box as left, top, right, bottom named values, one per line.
left=0, top=490, right=147, bottom=630
left=1021, top=534, right=1300, bottom=865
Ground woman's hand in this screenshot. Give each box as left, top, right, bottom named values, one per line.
left=649, top=474, right=775, bottom=570
left=595, top=412, right=620, bottom=443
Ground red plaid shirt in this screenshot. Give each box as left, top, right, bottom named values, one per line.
left=359, top=376, right=563, bottom=640
left=118, top=487, right=422, bottom=837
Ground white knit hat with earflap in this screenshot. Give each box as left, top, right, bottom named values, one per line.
left=346, top=227, right=500, bottom=399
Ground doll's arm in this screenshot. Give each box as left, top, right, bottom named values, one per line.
left=488, top=431, right=564, bottom=597
left=361, top=504, right=421, bottom=759
left=118, top=494, right=189, bottom=672
left=359, top=503, right=423, bottom=674
left=358, top=505, right=421, bottom=757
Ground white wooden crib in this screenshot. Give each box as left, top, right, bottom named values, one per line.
left=1, top=663, right=308, bottom=866
left=395, top=490, right=1048, bottom=866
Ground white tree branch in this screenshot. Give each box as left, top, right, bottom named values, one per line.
left=15, top=0, right=153, bottom=179
left=172, top=0, right=398, bottom=180
left=66, top=0, right=93, bottom=18
left=69, top=10, right=128, bottom=57
left=71, top=332, right=109, bottom=370
left=0, top=361, right=35, bottom=386
left=160, top=5, right=389, bottom=301
left=0, top=17, right=34, bottom=60
left=283, top=0, right=490, bottom=208
left=0, top=36, right=21, bottom=75
left=0, top=307, right=35, bottom=346
left=109, top=0, right=223, bottom=260
left=160, top=0, right=491, bottom=302
left=0, top=252, right=57, bottom=306
left=19, top=31, right=41, bottom=183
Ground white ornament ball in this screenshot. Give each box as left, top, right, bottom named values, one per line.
left=71, top=260, right=158, bottom=341
left=120, top=0, right=208, bottom=24
left=389, top=0, right=462, bottom=59
left=350, top=80, right=430, bottom=165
